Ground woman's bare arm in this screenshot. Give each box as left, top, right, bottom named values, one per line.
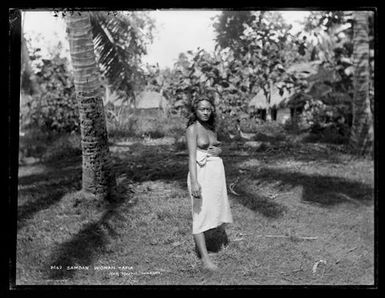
left=186, top=124, right=201, bottom=197
left=186, top=124, right=198, bottom=184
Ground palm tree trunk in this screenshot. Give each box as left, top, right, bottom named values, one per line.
left=65, top=12, right=116, bottom=199
left=350, top=11, right=373, bottom=156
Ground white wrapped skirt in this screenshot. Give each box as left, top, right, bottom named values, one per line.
left=187, top=149, right=233, bottom=234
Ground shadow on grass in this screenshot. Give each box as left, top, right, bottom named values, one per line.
left=302, top=132, right=349, bottom=145
left=18, top=159, right=82, bottom=231
left=231, top=185, right=287, bottom=218
left=241, top=140, right=358, bottom=165
left=111, top=143, right=187, bottom=183
left=46, top=221, right=106, bottom=280
left=286, top=146, right=347, bottom=164
left=18, top=161, right=81, bottom=186
left=44, top=185, right=135, bottom=281
left=17, top=184, right=79, bottom=231
left=252, top=132, right=287, bottom=143
left=246, top=167, right=373, bottom=207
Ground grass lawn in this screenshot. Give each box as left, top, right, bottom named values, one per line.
left=16, top=136, right=374, bottom=285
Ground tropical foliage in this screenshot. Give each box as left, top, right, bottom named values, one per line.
left=159, top=11, right=308, bottom=125
left=212, top=10, right=256, bottom=55
left=21, top=11, right=155, bottom=134
left=296, top=11, right=374, bottom=141
left=144, top=10, right=373, bottom=151
left=20, top=43, right=79, bottom=133
left=21, top=10, right=374, bottom=154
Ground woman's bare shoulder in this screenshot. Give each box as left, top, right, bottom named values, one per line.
left=186, top=122, right=197, bottom=136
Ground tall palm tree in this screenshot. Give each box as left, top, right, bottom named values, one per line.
left=350, top=11, right=373, bottom=155
left=65, top=12, right=116, bottom=199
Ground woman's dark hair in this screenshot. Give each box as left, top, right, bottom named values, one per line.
left=186, top=95, right=216, bottom=131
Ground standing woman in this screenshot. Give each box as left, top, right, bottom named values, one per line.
left=186, top=96, right=233, bottom=271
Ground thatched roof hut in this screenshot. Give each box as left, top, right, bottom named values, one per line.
left=249, top=85, right=296, bottom=109
left=135, top=90, right=169, bottom=111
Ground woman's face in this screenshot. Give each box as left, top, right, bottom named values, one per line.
left=196, top=100, right=213, bottom=122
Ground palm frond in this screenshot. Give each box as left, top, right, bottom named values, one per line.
left=90, top=11, right=151, bottom=100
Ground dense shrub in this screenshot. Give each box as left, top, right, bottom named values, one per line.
left=19, top=128, right=81, bottom=162
left=301, top=99, right=351, bottom=138
left=19, top=129, right=53, bottom=159
left=20, top=54, right=80, bottom=134
left=216, top=113, right=239, bottom=141
left=22, top=92, right=79, bottom=133
left=42, top=132, right=82, bottom=161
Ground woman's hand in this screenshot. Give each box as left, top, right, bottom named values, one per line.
left=191, top=181, right=202, bottom=199
left=207, top=145, right=222, bottom=156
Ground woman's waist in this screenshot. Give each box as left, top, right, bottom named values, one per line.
left=196, top=148, right=222, bottom=158
left=195, top=149, right=222, bottom=166
left=197, top=146, right=222, bottom=154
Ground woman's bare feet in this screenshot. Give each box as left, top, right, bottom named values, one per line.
left=201, top=257, right=218, bottom=271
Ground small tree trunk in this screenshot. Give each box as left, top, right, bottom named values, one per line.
left=266, top=107, right=272, bottom=121
left=65, top=12, right=116, bottom=199
left=264, top=84, right=272, bottom=121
